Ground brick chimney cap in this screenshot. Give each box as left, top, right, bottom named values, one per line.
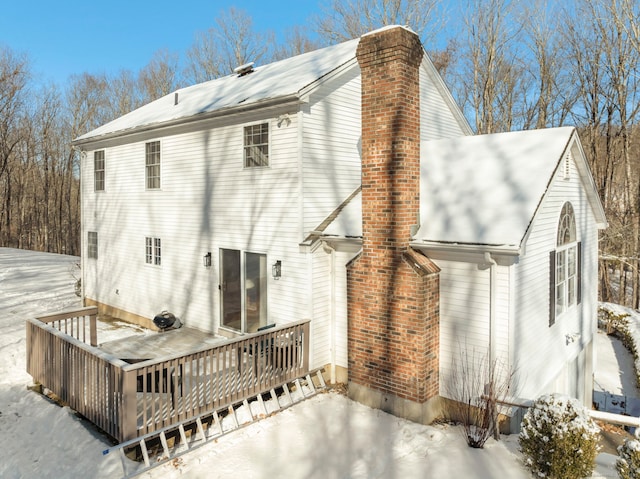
left=360, top=24, right=416, bottom=38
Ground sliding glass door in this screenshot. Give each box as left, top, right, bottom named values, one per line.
left=220, top=249, right=268, bottom=333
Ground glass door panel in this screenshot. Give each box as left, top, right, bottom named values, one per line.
left=245, top=252, right=267, bottom=332
left=220, top=249, right=241, bottom=331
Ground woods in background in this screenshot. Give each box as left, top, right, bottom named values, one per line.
left=0, top=0, right=638, bottom=306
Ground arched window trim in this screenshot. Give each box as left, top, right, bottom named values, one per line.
left=550, top=202, right=582, bottom=326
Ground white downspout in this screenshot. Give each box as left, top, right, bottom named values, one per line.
left=484, top=251, right=498, bottom=439
left=484, top=252, right=497, bottom=366
left=324, top=241, right=337, bottom=384
left=74, top=147, right=87, bottom=303
left=330, top=247, right=336, bottom=384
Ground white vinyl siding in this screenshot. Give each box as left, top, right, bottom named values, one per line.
left=311, top=249, right=353, bottom=372
left=80, top=109, right=310, bottom=333
left=312, top=251, right=331, bottom=368
left=300, top=59, right=470, bottom=236
left=302, top=66, right=362, bottom=233
left=511, top=143, right=598, bottom=401
left=419, top=62, right=472, bottom=140
left=437, top=258, right=510, bottom=399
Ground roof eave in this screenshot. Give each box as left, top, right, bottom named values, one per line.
left=72, top=94, right=304, bottom=147
left=410, top=240, right=521, bottom=257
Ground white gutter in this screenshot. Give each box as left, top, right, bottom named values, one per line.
left=72, top=95, right=303, bottom=147
left=410, top=240, right=520, bottom=257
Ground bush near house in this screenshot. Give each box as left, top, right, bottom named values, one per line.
left=598, top=306, right=640, bottom=388
left=519, top=393, right=600, bottom=479
left=617, top=438, right=640, bottom=479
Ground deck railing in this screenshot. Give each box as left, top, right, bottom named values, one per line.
left=26, top=308, right=310, bottom=442
left=36, top=306, right=98, bottom=346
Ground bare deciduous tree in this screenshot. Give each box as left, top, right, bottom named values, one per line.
left=138, top=48, right=181, bottom=103
left=315, top=0, right=444, bottom=45
left=273, top=26, right=322, bottom=61
left=457, top=0, right=524, bottom=134
left=185, top=8, right=275, bottom=84
left=0, top=46, right=29, bottom=246
left=519, top=0, right=575, bottom=129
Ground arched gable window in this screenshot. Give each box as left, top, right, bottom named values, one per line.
left=550, top=202, right=582, bottom=326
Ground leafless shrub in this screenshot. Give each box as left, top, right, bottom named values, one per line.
left=444, top=347, right=517, bottom=448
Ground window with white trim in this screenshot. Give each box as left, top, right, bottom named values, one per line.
left=243, top=123, right=269, bottom=167
left=88, top=231, right=98, bottom=259
left=94, top=150, right=105, bottom=191
left=145, top=141, right=161, bottom=189
left=145, top=237, right=161, bottom=266
left=550, top=202, right=581, bottom=326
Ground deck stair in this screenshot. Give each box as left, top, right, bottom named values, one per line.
left=103, top=369, right=326, bottom=479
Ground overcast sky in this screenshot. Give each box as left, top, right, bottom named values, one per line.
left=0, top=0, right=321, bottom=86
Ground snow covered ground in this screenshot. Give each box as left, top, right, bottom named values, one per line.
left=0, top=247, right=631, bottom=478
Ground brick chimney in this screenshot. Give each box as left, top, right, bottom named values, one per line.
left=347, top=26, right=440, bottom=423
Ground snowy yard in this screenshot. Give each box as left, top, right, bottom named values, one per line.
left=0, top=247, right=632, bottom=478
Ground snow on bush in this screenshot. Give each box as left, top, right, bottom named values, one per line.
left=617, top=438, right=640, bottom=479
left=600, top=303, right=640, bottom=388
left=519, top=393, right=600, bottom=479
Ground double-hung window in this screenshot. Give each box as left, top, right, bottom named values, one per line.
left=88, top=231, right=98, bottom=259
left=94, top=150, right=105, bottom=191
left=145, top=141, right=161, bottom=189
left=243, top=123, right=269, bottom=167
left=145, top=237, right=161, bottom=266
left=550, top=202, right=581, bottom=325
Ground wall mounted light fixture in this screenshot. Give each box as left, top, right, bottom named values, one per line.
left=203, top=252, right=212, bottom=268
left=272, top=260, right=282, bottom=279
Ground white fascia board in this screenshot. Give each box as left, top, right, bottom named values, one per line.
left=297, top=57, right=359, bottom=102
left=411, top=240, right=520, bottom=265
left=73, top=95, right=303, bottom=149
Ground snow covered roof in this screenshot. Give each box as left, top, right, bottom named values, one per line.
left=319, top=127, right=605, bottom=250
left=416, top=127, right=574, bottom=247
left=74, top=38, right=360, bottom=143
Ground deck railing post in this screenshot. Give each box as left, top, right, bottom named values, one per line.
left=89, top=310, right=98, bottom=347
left=120, top=368, right=138, bottom=442
left=302, top=321, right=310, bottom=372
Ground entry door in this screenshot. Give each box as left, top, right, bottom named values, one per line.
left=220, top=249, right=268, bottom=333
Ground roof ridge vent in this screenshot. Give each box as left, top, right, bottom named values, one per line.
left=234, top=62, right=255, bottom=77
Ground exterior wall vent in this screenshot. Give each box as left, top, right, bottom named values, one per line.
left=234, top=62, right=255, bottom=77
left=564, top=151, right=571, bottom=180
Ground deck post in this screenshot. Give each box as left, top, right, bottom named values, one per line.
left=302, top=321, right=310, bottom=372
left=120, top=368, right=138, bottom=442
left=89, top=310, right=98, bottom=347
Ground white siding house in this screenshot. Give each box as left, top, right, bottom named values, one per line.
left=74, top=32, right=469, bottom=373
left=74, top=27, right=605, bottom=427
left=316, top=126, right=606, bottom=420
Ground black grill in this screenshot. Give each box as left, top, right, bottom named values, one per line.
left=153, top=311, right=176, bottom=330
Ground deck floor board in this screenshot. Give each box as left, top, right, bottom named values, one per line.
left=100, top=328, right=224, bottom=360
